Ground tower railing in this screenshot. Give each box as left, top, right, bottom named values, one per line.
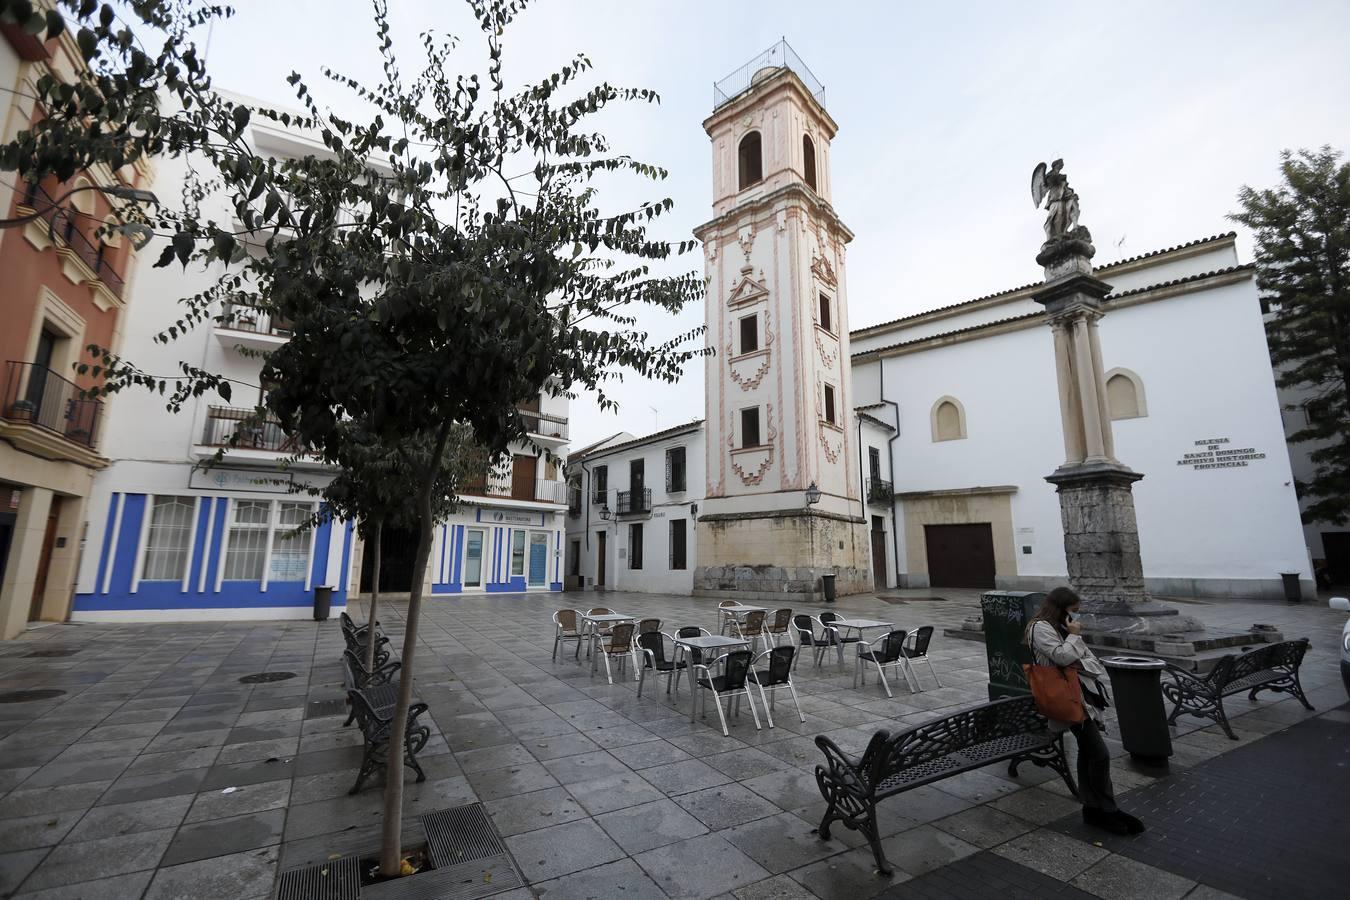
left=713, top=39, right=825, bottom=111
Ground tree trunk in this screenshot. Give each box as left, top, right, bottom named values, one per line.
left=365, top=518, right=383, bottom=673
left=378, top=423, right=451, bottom=877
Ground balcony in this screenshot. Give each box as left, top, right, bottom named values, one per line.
left=200, top=406, right=304, bottom=454
left=216, top=302, right=293, bottom=352
left=616, top=488, right=652, bottom=517
left=461, top=477, right=568, bottom=505
left=519, top=408, right=569, bottom=442
left=867, top=477, right=894, bottom=506
left=21, top=183, right=126, bottom=303
left=1, top=361, right=101, bottom=449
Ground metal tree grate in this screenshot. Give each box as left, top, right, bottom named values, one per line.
left=0, top=689, right=67, bottom=703
left=362, top=858, right=523, bottom=900
left=276, top=854, right=360, bottom=900
left=422, top=802, right=506, bottom=867
left=238, top=671, right=297, bottom=684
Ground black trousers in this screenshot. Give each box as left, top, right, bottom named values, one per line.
left=1069, top=721, right=1117, bottom=812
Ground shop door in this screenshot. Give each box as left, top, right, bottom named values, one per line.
left=528, top=533, right=548, bottom=586
left=870, top=515, right=888, bottom=590
left=463, top=529, right=485, bottom=588
left=29, top=502, right=60, bottom=622
left=512, top=455, right=537, bottom=501
left=924, top=523, right=996, bottom=589
left=596, top=531, right=607, bottom=588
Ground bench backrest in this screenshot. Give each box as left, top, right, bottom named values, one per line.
left=860, top=696, right=1046, bottom=783
left=1211, top=638, right=1310, bottom=686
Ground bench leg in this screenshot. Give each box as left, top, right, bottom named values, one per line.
left=862, top=807, right=891, bottom=876
left=1214, top=700, right=1238, bottom=740
left=349, top=740, right=383, bottom=795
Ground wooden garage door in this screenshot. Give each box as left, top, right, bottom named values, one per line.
left=924, top=523, right=995, bottom=589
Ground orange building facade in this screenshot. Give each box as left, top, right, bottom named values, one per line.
left=0, top=21, right=153, bottom=638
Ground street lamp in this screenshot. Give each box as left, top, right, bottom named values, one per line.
left=804, top=481, right=821, bottom=506
left=599, top=504, right=612, bottom=521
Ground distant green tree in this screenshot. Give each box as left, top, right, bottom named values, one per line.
left=1232, top=147, right=1350, bottom=525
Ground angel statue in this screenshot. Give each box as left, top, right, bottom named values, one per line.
left=1031, top=159, right=1088, bottom=243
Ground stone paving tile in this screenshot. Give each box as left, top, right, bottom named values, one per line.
left=633, top=832, right=772, bottom=900
left=1068, top=853, right=1196, bottom=900
left=0, top=850, right=51, bottom=897
left=531, top=857, right=669, bottom=900
left=930, top=804, right=1036, bottom=849
left=10, top=869, right=154, bottom=899
left=4, top=782, right=112, bottom=817
left=721, top=811, right=845, bottom=874
left=732, top=874, right=819, bottom=900
left=638, top=758, right=735, bottom=796
left=20, top=827, right=174, bottom=891
left=568, top=771, right=665, bottom=815
left=185, top=779, right=291, bottom=823
left=595, top=798, right=709, bottom=854
left=874, top=850, right=1094, bottom=899
left=484, top=785, right=588, bottom=836
left=674, top=783, right=783, bottom=830
left=464, top=759, right=560, bottom=801
left=503, top=817, right=626, bottom=883
left=65, top=794, right=193, bottom=841
left=991, top=830, right=1110, bottom=882
left=141, top=846, right=279, bottom=900
left=161, top=808, right=286, bottom=866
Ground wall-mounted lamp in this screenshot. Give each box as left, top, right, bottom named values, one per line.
left=804, top=481, right=822, bottom=507
left=690, top=502, right=699, bottom=518
left=599, top=504, right=612, bottom=521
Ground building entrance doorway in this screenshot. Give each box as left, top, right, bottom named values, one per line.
left=1322, top=531, right=1350, bottom=586
left=596, top=531, right=607, bottom=588
left=528, top=532, right=548, bottom=586
left=924, top=523, right=995, bottom=589
left=29, top=501, right=60, bottom=622
left=360, top=524, right=417, bottom=593
left=870, top=515, right=887, bottom=590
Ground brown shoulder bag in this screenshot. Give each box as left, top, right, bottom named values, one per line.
left=1022, top=662, right=1086, bottom=724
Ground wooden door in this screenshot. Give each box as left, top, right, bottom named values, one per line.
left=1322, top=531, right=1350, bottom=586
left=29, top=502, right=60, bottom=622
left=511, top=455, right=537, bottom=501
left=596, top=531, right=607, bottom=588
left=924, top=523, right=996, bottom=589
left=870, top=516, right=888, bottom=589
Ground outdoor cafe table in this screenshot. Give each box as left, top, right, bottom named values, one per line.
left=717, top=603, right=766, bottom=634
left=824, top=617, right=894, bottom=663
left=671, top=634, right=749, bottom=694
left=580, top=612, right=638, bottom=676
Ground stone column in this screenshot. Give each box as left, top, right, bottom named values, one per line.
left=0, top=487, right=53, bottom=640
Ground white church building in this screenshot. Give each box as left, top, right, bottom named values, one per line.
left=567, top=52, right=1313, bottom=603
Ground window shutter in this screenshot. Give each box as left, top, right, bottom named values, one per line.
left=665, top=449, right=672, bottom=492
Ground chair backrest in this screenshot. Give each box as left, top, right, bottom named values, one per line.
left=719, top=600, right=738, bottom=608
left=759, top=646, right=795, bottom=685
left=607, top=623, right=634, bottom=652
left=740, top=610, right=766, bottom=635
left=588, top=607, right=613, bottom=617
left=677, top=625, right=708, bottom=663
left=638, top=618, right=662, bottom=634
left=878, top=629, right=908, bottom=664
left=769, top=608, right=793, bottom=632
left=343, top=647, right=368, bottom=681
left=554, top=609, right=578, bottom=632
left=820, top=611, right=840, bottom=624
left=908, top=625, right=935, bottom=657
left=722, top=650, right=753, bottom=690
left=792, top=614, right=816, bottom=642
left=637, top=630, right=666, bottom=666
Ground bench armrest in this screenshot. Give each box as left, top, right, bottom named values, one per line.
left=1163, top=663, right=1213, bottom=689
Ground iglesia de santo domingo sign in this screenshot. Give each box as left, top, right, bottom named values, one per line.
left=1176, top=437, right=1267, bottom=471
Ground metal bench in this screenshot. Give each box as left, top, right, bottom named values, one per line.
left=813, top=696, right=1076, bottom=875
left=346, top=687, right=431, bottom=795
left=341, top=613, right=391, bottom=669
left=341, top=647, right=402, bottom=725
left=1162, top=638, right=1313, bottom=739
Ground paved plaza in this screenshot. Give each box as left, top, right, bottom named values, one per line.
left=0, top=589, right=1346, bottom=900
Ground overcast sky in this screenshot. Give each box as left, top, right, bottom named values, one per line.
left=199, top=0, right=1350, bottom=449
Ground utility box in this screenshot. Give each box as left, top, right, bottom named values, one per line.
left=981, top=591, right=1045, bottom=701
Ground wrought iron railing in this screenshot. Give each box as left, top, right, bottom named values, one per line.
left=461, top=477, right=568, bottom=504
left=867, top=477, right=894, bottom=506
left=713, top=39, right=825, bottom=111
left=616, top=488, right=652, bottom=516
left=518, top=408, right=569, bottom=441
left=1, top=361, right=101, bottom=448
left=219, top=301, right=294, bottom=338
left=200, top=405, right=302, bottom=453
left=567, top=483, right=582, bottom=517
left=21, top=182, right=126, bottom=299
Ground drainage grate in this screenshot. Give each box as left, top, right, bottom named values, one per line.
left=24, top=649, right=80, bottom=658
left=362, top=857, right=523, bottom=900
left=0, top=689, right=67, bottom=703
left=307, top=698, right=349, bottom=719
left=239, top=671, right=297, bottom=684
left=276, top=853, right=360, bottom=900
left=422, top=803, right=506, bottom=868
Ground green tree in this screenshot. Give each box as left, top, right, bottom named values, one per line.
left=1232, top=147, right=1350, bottom=524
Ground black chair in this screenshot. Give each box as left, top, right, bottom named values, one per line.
left=819, top=611, right=862, bottom=666
left=672, top=625, right=712, bottom=692
left=792, top=614, right=835, bottom=670
left=750, top=645, right=805, bottom=727
left=637, top=631, right=687, bottom=698
left=692, top=649, right=762, bottom=736
left=903, top=625, right=941, bottom=691
left=854, top=629, right=915, bottom=698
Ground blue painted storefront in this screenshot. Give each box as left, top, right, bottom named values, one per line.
left=430, top=508, right=563, bottom=595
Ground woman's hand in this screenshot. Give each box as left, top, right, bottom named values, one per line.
left=1066, top=621, right=1083, bottom=636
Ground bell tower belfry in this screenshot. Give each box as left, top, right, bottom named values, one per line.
left=693, top=45, right=872, bottom=601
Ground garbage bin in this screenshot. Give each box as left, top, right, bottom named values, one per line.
left=820, top=572, right=837, bottom=603
left=313, top=585, right=334, bottom=622
left=1103, top=656, right=1172, bottom=767
left=1280, top=572, right=1301, bottom=603
left=980, top=591, right=1045, bottom=701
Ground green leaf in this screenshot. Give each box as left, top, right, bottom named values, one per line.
left=172, top=231, right=194, bottom=268
left=218, top=381, right=232, bottom=403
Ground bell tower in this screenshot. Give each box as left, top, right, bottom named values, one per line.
left=693, top=44, right=871, bottom=601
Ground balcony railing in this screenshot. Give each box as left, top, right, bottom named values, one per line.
left=616, top=488, right=652, bottom=516
left=200, top=406, right=302, bottom=453
left=219, top=302, right=293, bottom=338
left=1, top=361, right=101, bottom=448
left=867, top=477, right=894, bottom=506
left=22, top=182, right=126, bottom=299
left=713, top=39, right=825, bottom=111
left=519, top=408, right=569, bottom=441
left=567, top=483, right=582, bottom=517
left=461, top=477, right=568, bottom=505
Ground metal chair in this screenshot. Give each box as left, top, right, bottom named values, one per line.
left=854, top=629, right=916, bottom=698
left=766, top=608, right=793, bottom=647
left=733, top=610, right=771, bottom=652
left=903, top=625, right=942, bottom=691
left=552, top=609, right=584, bottom=661
left=672, top=625, right=712, bottom=693
left=819, top=611, right=862, bottom=666
left=717, top=600, right=739, bottom=635
left=791, top=614, right=835, bottom=670
left=594, top=622, right=635, bottom=685
left=692, top=649, right=762, bottom=736
left=749, top=645, right=805, bottom=727
left=583, top=606, right=614, bottom=657
left=637, top=631, right=687, bottom=697
left=637, top=618, right=663, bottom=635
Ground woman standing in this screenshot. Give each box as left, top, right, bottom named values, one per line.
left=1026, top=587, right=1145, bottom=836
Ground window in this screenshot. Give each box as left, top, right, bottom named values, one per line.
left=570, top=540, right=581, bottom=576
left=1105, top=369, right=1147, bottom=420
left=824, top=385, right=837, bottom=425
left=224, top=500, right=270, bottom=580
left=142, top=496, right=195, bottom=581
left=511, top=530, right=526, bottom=577
left=868, top=447, right=881, bottom=481
left=819, top=292, right=832, bottom=332
left=667, top=446, right=687, bottom=492
left=741, top=407, right=761, bottom=448
left=803, top=134, right=817, bottom=190
left=931, top=397, right=967, bottom=442
left=739, top=314, right=758, bottom=354
left=738, top=132, right=763, bottom=190
left=669, top=519, right=687, bottom=570
left=630, top=458, right=645, bottom=494
left=269, top=502, right=312, bottom=582
left=593, top=465, right=608, bottom=502
left=629, top=523, right=644, bottom=569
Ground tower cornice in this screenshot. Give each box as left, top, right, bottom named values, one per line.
left=703, top=67, right=839, bottom=137
left=693, top=182, right=854, bottom=243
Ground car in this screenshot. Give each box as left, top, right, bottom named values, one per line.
left=1332, top=596, right=1350, bottom=697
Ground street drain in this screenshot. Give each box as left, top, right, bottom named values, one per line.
left=276, top=853, right=359, bottom=900
left=0, top=689, right=67, bottom=703
left=239, top=671, right=297, bottom=684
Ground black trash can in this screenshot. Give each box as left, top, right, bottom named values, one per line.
left=820, top=572, right=837, bottom=603
left=1280, top=572, right=1301, bottom=603
left=313, top=585, right=334, bottom=622
left=1103, top=656, right=1172, bottom=768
